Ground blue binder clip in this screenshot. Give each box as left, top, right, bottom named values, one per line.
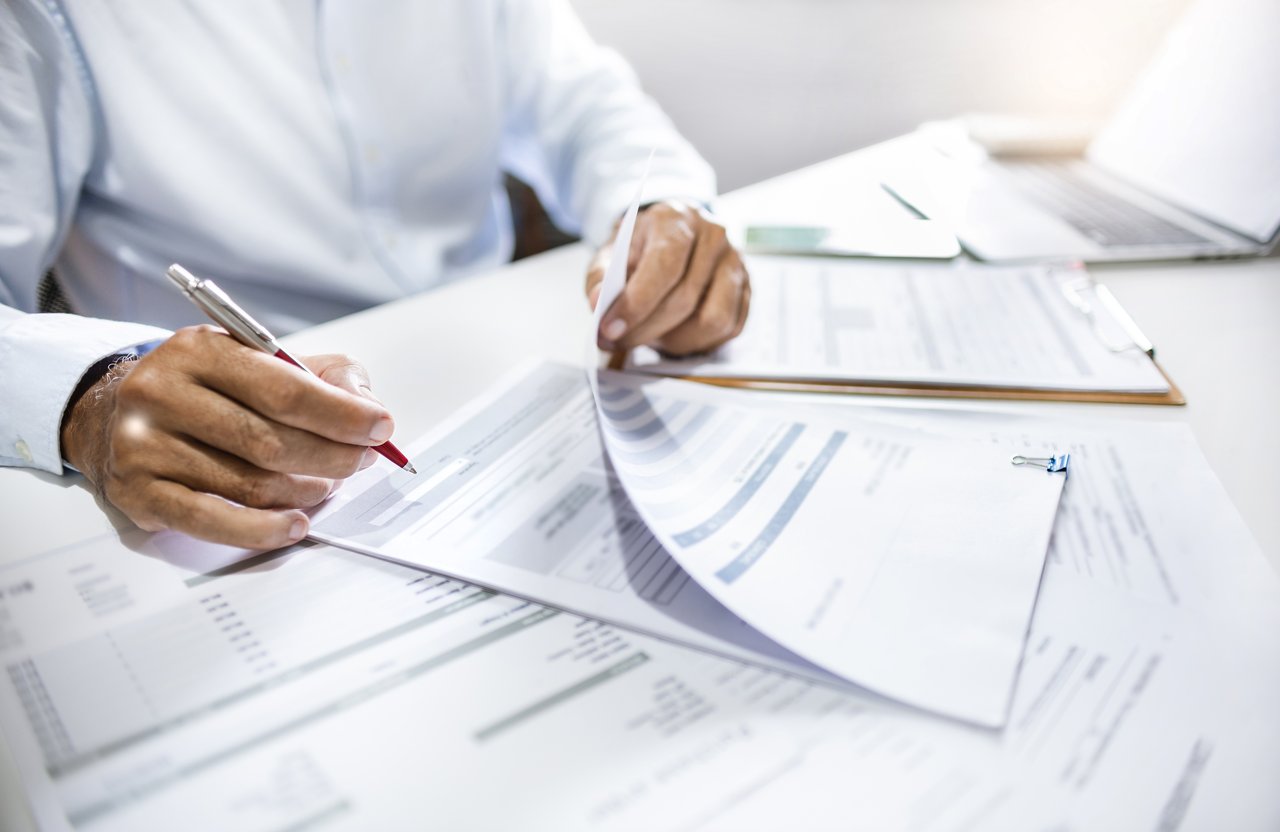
left=1011, top=453, right=1070, bottom=473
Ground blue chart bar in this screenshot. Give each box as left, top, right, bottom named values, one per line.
left=602, top=395, right=665, bottom=424
left=673, top=423, right=807, bottom=547
left=612, top=406, right=715, bottom=466
left=715, top=430, right=848, bottom=585
left=606, top=401, right=689, bottom=442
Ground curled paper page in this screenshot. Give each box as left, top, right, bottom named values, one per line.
left=590, top=149, right=654, bottom=360
left=587, top=164, right=1066, bottom=727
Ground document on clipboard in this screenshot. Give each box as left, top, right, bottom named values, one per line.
left=627, top=257, right=1184, bottom=404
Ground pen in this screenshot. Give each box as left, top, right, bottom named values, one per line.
left=165, top=263, right=417, bottom=474
left=1093, top=283, right=1156, bottom=358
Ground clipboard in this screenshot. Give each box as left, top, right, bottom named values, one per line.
left=666, top=364, right=1185, bottom=406
left=627, top=267, right=1187, bottom=406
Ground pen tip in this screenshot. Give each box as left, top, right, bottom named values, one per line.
left=404, top=462, right=418, bottom=475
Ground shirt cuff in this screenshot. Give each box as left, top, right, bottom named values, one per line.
left=0, top=313, right=171, bottom=474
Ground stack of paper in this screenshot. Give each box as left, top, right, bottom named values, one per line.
left=3, top=409, right=1277, bottom=830
left=628, top=257, right=1172, bottom=397
left=311, top=362, right=1064, bottom=725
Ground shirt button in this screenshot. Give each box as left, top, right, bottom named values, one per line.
left=14, top=440, right=33, bottom=463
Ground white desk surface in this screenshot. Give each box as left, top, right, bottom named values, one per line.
left=2, top=136, right=1278, bottom=829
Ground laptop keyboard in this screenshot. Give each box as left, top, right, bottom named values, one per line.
left=1003, top=160, right=1213, bottom=247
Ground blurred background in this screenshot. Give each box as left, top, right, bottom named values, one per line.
left=570, top=0, right=1193, bottom=191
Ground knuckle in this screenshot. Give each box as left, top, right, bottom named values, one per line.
left=338, top=446, right=366, bottom=477
left=166, top=326, right=199, bottom=350
left=703, top=303, right=735, bottom=335
left=115, top=365, right=160, bottom=408
left=241, top=473, right=278, bottom=508
left=332, top=354, right=359, bottom=372
left=167, top=325, right=215, bottom=354
left=265, top=378, right=307, bottom=414
left=671, top=284, right=701, bottom=319
left=121, top=496, right=165, bottom=533
left=297, top=478, right=334, bottom=508
left=249, top=431, right=288, bottom=470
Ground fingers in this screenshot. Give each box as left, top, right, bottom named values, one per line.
left=164, top=328, right=393, bottom=446
left=597, top=203, right=698, bottom=349
left=119, top=428, right=337, bottom=510
left=612, top=217, right=730, bottom=351
left=121, top=478, right=311, bottom=550
left=587, top=201, right=750, bottom=355
left=118, top=379, right=370, bottom=479
left=655, top=252, right=751, bottom=356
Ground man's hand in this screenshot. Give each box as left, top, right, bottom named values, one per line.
left=586, top=200, right=750, bottom=356
left=60, top=326, right=394, bottom=549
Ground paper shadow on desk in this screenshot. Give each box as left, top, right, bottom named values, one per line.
left=121, top=527, right=309, bottom=578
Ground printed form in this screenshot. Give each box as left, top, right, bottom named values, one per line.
left=630, top=257, right=1170, bottom=393
left=309, top=362, right=1064, bottom=727
left=0, top=417, right=1276, bottom=831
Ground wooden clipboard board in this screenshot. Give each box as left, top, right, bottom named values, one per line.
left=648, top=361, right=1185, bottom=406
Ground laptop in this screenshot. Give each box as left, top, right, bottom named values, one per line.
left=883, top=0, right=1280, bottom=263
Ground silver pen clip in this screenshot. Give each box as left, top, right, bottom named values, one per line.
left=166, top=264, right=278, bottom=354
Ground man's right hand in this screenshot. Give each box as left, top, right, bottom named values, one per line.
left=60, top=326, right=395, bottom=549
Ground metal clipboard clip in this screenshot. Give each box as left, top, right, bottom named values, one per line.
left=1058, top=267, right=1156, bottom=359
left=1011, top=454, right=1070, bottom=474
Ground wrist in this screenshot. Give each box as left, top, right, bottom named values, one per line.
left=59, top=354, right=138, bottom=481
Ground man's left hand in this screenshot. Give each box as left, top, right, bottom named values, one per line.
left=586, top=200, right=750, bottom=356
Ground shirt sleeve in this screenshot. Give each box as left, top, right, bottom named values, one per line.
left=0, top=3, right=171, bottom=474
left=496, top=0, right=718, bottom=246
left=0, top=313, right=171, bottom=473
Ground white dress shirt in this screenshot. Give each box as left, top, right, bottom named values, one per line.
left=0, top=0, right=715, bottom=474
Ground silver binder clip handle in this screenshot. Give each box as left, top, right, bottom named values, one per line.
left=1011, top=453, right=1070, bottom=473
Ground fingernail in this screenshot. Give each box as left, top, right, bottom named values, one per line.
left=358, top=448, right=378, bottom=470
left=289, top=518, right=307, bottom=542
left=603, top=318, right=627, bottom=341
left=358, top=384, right=384, bottom=406
left=588, top=285, right=601, bottom=310
left=370, top=416, right=393, bottom=443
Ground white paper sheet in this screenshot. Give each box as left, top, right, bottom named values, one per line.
left=1, top=416, right=1276, bottom=831
left=309, top=361, right=1064, bottom=727
left=629, top=257, right=1171, bottom=393
left=588, top=368, right=1066, bottom=726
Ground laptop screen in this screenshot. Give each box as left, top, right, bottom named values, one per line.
left=1086, top=0, right=1280, bottom=243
